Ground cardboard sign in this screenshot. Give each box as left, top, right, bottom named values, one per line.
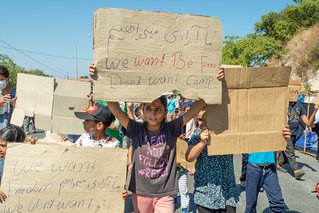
left=206, top=67, right=291, bottom=155
left=0, top=144, right=127, bottom=213
left=11, top=74, right=54, bottom=130
left=93, top=8, right=223, bottom=104
left=11, top=74, right=90, bottom=134
left=176, top=139, right=195, bottom=173
left=52, top=79, right=91, bottom=134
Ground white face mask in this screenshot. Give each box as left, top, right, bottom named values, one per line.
left=0, top=80, right=7, bottom=90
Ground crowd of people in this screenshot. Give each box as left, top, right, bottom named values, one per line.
left=0, top=62, right=318, bottom=212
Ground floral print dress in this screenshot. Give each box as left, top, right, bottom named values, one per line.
left=187, top=129, right=239, bottom=210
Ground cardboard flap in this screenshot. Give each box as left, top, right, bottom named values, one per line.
left=225, top=67, right=291, bottom=89
left=12, top=74, right=90, bottom=134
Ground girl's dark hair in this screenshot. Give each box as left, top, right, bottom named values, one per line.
left=0, top=125, right=26, bottom=142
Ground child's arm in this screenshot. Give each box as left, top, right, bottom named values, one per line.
left=185, top=129, right=211, bottom=162
left=182, top=99, right=206, bottom=126
left=89, top=63, right=129, bottom=128
left=126, top=103, right=134, bottom=120
left=308, top=104, right=319, bottom=127
left=107, top=102, right=129, bottom=129
left=127, top=144, right=133, bottom=173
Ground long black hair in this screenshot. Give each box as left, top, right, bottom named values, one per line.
left=0, top=125, right=26, bottom=142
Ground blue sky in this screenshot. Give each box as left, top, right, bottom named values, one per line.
left=0, top=0, right=293, bottom=79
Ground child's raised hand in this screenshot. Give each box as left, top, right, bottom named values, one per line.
left=200, top=129, right=211, bottom=145
left=281, top=125, right=291, bottom=142
left=216, top=67, right=225, bottom=81
left=89, top=62, right=96, bottom=77
left=315, top=103, right=319, bottom=110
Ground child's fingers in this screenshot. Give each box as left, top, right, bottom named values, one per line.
left=89, top=62, right=96, bottom=76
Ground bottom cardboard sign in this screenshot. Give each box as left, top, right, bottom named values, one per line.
left=1, top=144, right=127, bottom=213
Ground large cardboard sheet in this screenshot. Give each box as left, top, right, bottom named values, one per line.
left=206, top=67, right=291, bottom=155
left=0, top=144, right=127, bottom=213
left=176, top=139, right=195, bottom=173
left=52, top=79, right=91, bottom=134
left=11, top=74, right=90, bottom=134
left=11, top=73, right=54, bottom=130
left=93, top=8, right=223, bottom=104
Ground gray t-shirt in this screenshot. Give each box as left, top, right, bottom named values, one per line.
left=288, top=102, right=306, bottom=135
left=127, top=117, right=183, bottom=197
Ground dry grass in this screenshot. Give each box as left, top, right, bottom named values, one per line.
left=268, top=24, right=319, bottom=92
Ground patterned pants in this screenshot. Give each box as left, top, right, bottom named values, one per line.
left=178, top=173, right=189, bottom=209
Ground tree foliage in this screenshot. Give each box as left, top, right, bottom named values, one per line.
left=0, top=54, right=48, bottom=86
left=255, top=0, right=319, bottom=42
left=222, top=0, right=319, bottom=67
left=222, top=34, right=283, bottom=67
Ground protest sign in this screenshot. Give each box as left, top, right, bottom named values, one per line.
left=11, top=74, right=90, bottom=134
left=206, top=66, right=291, bottom=155
left=52, top=79, right=91, bottom=134
left=176, top=139, right=195, bottom=173
left=93, top=8, right=223, bottom=104
left=0, top=144, right=127, bottom=213
left=11, top=74, right=54, bottom=130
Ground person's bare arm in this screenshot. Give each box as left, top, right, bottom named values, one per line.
left=185, top=129, right=210, bottom=162
left=127, top=144, right=133, bottom=173
left=300, top=115, right=309, bottom=128
left=308, top=104, right=319, bottom=127
left=89, top=63, right=130, bottom=128
left=107, top=102, right=129, bottom=129
left=182, top=99, right=206, bottom=126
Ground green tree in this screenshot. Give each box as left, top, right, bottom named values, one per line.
left=223, top=0, right=319, bottom=67
left=0, top=54, right=48, bottom=86
left=222, top=34, right=283, bottom=67
left=255, top=0, right=319, bottom=42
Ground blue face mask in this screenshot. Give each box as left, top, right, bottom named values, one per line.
left=0, top=80, right=7, bottom=90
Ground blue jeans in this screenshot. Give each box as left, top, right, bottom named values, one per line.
left=245, top=163, right=285, bottom=213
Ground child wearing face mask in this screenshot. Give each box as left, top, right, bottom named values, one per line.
left=74, top=104, right=120, bottom=148
left=0, top=65, right=16, bottom=130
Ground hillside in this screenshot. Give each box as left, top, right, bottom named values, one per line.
left=268, top=24, right=319, bottom=93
